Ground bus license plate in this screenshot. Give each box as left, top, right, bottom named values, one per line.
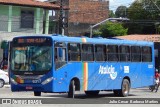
left=24, top=79, right=41, bottom=84
left=26, top=86, right=33, bottom=90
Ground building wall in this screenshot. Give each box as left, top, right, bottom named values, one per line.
left=52, top=0, right=109, bottom=36
left=68, top=22, right=90, bottom=36
left=68, top=0, right=109, bottom=36
left=0, top=5, right=8, bottom=31
left=69, top=0, right=109, bottom=24
left=0, top=5, right=44, bottom=33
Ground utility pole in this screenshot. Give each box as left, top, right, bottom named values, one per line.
left=59, top=0, right=64, bottom=35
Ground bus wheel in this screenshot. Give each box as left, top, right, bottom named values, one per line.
left=120, top=79, right=130, bottom=97
left=68, top=80, right=75, bottom=98
left=34, top=91, right=41, bottom=96
left=85, top=91, right=99, bottom=96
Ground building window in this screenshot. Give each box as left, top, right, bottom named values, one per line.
left=21, top=10, right=34, bottom=28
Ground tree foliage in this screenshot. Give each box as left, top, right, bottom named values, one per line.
left=115, top=6, right=127, bottom=18
left=109, top=10, right=116, bottom=18
left=127, top=2, right=149, bottom=20
left=98, top=22, right=128, bottom=38
left=125, top=0, right=160, bottom=34
left=127, top=0, right=160, bottom=20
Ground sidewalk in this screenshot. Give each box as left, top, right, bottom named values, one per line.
left=4, top=84, right=10, bottom=88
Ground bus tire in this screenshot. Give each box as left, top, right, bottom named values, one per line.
left=120, top=79, right=130, bottom=97
left=68, top=80, right=75, bottom=98
left=34, top=92, right=41, bottom=96
left=85, top=91, right=99, bottom=96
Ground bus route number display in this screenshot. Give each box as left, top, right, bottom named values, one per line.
left=18, top=38, right=46, bottom=44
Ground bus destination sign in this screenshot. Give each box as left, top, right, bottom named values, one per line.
left=17, top=38, right=46, bottom=44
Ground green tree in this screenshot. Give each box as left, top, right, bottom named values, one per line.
left=115, top=6, right=127, bottom=18
left=127, top=0, right=160, bottom=21
left=99, top=22, right=128, bottom=38
left=109, top=10, right=115, bottom=18
left=126, top=0, right=160, bottom=34
left=127, top=2, right=150, bottom=20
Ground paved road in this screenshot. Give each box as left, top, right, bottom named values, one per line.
left=0, top=85, right=160, bottom=107
left=1, top=85, right=160, bottom=98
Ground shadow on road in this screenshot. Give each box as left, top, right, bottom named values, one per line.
left=41, top=92, right=137, bottom=99
left=38, top=93, right=138, bottom=104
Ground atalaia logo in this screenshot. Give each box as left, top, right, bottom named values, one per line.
left=99, top=65, right=117, bottom=80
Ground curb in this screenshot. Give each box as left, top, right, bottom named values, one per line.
left=4, top=85, right=10, bottom=88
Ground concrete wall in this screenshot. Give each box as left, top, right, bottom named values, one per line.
left=0, top=5, right=44, bottom=33
left=0, top=5, right=8, bottom=31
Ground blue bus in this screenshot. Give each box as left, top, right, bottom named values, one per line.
left=10, top=34, right=155, bottom=98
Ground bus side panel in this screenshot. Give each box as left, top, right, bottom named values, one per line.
left=141, top=63, right=154, bottom=87
left=88, top=62, right=122, bottom=91
left=129, top=63, right=142, bottom=88
left=87, top=62, right=108, bottom=91
left=105, top=62, right=142, bottom=89
left=105, top=62, right=121, bottom=90
left=53, top=62, right=82, bottom=92
left=53, top=65, right=70, bottom=92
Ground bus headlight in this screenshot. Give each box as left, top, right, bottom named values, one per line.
left=11, top=78, right=18, bottom=85
left=41, top=77, right=53, bottom=85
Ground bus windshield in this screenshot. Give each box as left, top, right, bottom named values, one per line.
left=11, top=46, right=52, bottom=75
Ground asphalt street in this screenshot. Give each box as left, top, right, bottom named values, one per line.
left=0, top=85, right=160, bottom=107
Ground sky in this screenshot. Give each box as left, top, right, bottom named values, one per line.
left=109, top=0, right=136, bottom=11
left=40, top=0, right=136, bottom=11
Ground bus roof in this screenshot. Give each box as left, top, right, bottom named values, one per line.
left=13, top=34, right=153, bottom=46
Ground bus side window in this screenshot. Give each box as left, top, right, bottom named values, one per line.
left=68, top=43, right=81, bottom=61
left=95, top=45, right=106, bottom=61
left=54, top=48, right=57, bottom=61
left=142, top=46, right=152, bottom=62
left=108, top=45, right=119, bottom=61
left=57, top=48, right=66, bottom=61
left=131, top=46, right=141, bottom=62
left=120, top=45, right=130, bottom=62
left=81, top=44, right=94, bottom=61
left=54, top=42, right=67, bottom=70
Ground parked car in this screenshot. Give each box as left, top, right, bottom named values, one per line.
left=0, top=69, right=9, bottom=88
left=0, top=60, right=8, bottom=72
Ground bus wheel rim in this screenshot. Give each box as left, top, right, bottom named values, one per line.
left=123, top=83, right=128, bottom=94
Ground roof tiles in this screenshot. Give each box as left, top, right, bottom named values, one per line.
left=0, top=0, right=60, bottom=9
left=117, top=34, right=160, bottom=42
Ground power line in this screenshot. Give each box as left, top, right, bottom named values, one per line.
left=150, top=0, right=160, bottom=11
